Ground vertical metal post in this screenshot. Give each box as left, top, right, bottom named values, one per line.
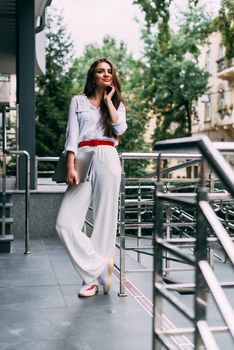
left=118, top=158, right=127, bottom=297
left=208, top=172, right=215, bottom=269
left=157, top=153, right=162, bottom=182
left=153, top=182, right=164, bottom=350
left=209, top=172, right=215, bottom=192
left=194, top=186, right=208, bottom=349
left=137, top=183, right=142, bottom=263
left=164, top=205, right=171, bottom=277
left=2, top=107, right=7, bottom=237
left=16, top=104, right=19, bottom=190
left=2, top=154, right=7, bottom=237
left=24, top=152, right=30, bottom=254
left=35, top=156, right=38, bottom=190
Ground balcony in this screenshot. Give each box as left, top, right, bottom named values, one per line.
left=217, top=57, right=234, bottom=80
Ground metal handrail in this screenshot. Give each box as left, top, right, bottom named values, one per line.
left=35, top=156, right=59, bottom=188
left=36, top=157, right=59, bottom=161
left=120, top=152, right=201, bottom=160
left=153, top=136, right=234, bottom=349
left=199, top=201, right=234, bottom=264
left=199, top=260, right=234, bottom=338
left=155, top=136, right=234, bottom=197
left=2, top=106, right=30, bottom=254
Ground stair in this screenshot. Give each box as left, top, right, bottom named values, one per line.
left=0, top=193, right=14, bottom=253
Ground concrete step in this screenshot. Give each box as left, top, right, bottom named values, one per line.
left=0, top=234, right=14, bottom=253
left=0, top=218, right=13, bottom=223
left=0, top=218, right=14, bottom=235
left=0, top=203, right=13, bottom=217
left=0, top=203, right=13, bottom=207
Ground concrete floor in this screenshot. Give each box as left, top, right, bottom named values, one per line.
left=0, top=237, right=233, bottom=350
left=0, top=238, right=152, bottom=350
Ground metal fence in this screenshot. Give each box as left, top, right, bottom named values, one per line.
left=153, top=136, right=234, bottom=349
left=21, top=139, right=234, bottom=348
left=116, top=151, right=202, bottom=297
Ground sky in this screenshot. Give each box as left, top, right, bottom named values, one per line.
left=51, top=0, right=220, bottom=59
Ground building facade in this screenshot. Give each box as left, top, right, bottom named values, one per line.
left=192, top=32, right=234, bottom=142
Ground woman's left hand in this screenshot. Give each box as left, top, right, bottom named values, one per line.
left=104, top=83, right=115, bottom=103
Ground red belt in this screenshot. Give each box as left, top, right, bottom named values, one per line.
left=78, top=139, right=115, bottom=148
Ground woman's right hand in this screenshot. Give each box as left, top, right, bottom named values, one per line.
left=65, top=151, right=79, bottom=185
left=65, top=168, right=79, bottom=185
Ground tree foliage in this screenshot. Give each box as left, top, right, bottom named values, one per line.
left=36, top=9, right=150, bottom=176
left=138, top=7, right=211, bottom=143
left=133, top=0, right=199, bottom=26
left=36, top=2, right=213, bottom=177
left=215, top=0, right=234, bottom=60
left=35, top=9, right=76, bottom=158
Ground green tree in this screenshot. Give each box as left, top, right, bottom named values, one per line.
left=137, top=7, right=211, bottom=143
left=35, top=9, right=76, bottom=158
left=215, top=0, right=234, bottom=60
left=133, top=0, right=199, bottom=26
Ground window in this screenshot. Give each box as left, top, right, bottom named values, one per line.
left=218, top=89, right=225, bottom=110
left=204, top=101, right=212, bottom=122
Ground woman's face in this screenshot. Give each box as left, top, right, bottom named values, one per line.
left=94, top=62, right=112, bottom=89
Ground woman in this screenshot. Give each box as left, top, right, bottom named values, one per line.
left=56, top=58, right=127, bottom=297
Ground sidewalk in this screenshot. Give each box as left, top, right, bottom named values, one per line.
left=0, top=238, right=152, bottom=350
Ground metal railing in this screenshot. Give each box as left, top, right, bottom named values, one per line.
left=217, top=57, right=234, bottom=73
left=35, top=156, right=59, bottom=188
left=1, top=106, right=30, bottom=254
left=153, top=136, right=234, bottom=349
left=33, top=140, right=234, bottom=348
left=117, top=152, right=202, bottom=297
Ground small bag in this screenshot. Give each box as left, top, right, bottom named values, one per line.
left=52, top=151, right=94, bottom=184
left=52, top=151, right=67, bottom=183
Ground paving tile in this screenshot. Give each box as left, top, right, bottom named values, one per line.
left=68, top=301, right=152, bottom=338
left=80, top=333, right=152, bottom=350
left=50, top=260, right=82, bottom=285
left=0, top=308, right=77, bottom=344
left=1, top=338, right=83, bottom=350
left=0, top=252, right=58, bottom=287
left=0, top=255, right=51, bottom=270
left=11, top=340, right=83, bottom=350
left=0, top=237, right=231, bottom=349
left=0, top=286, right=66, bottom=310
left=0, top=267, right=58, bottom=287
left=12, top=239, right=44, bottom=248
left=7, top=239, right=48, bottom=257
left=214, top=333, right=234, bottom=350
left=19, top=340, right=83, bottom=350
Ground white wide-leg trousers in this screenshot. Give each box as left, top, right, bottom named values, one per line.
left=56, top=146, right=121, bottom=284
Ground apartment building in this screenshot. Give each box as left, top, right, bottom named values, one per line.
left=192, top=32, right=234, bottom=141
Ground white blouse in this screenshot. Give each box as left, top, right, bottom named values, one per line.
left=65, top=94, right=127, bottom=156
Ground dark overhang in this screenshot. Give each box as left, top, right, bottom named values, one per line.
left=0, top=0, right=52, bottom=74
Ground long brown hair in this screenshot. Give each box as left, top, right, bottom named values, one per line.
left=83, top=58, right=124, bottom=138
